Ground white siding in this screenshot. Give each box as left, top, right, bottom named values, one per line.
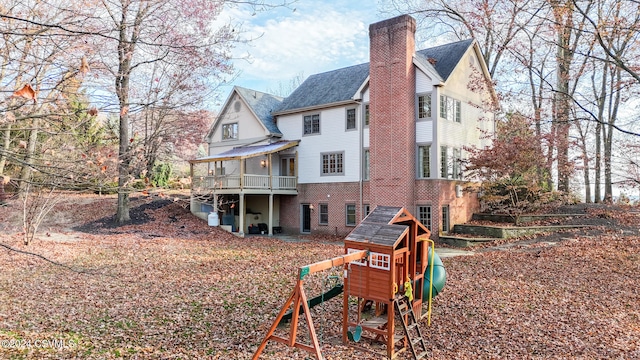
left=277, top=106, right=362, bottom=184
left=416, top=70, right=433, bottom=93
left=416, top=120, right=433, bottom=143
left=436, top=48, right=494, bottom=155
left=208, top=94, right=270, bottom=155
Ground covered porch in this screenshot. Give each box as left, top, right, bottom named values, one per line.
left=189, top=140, right=299, bottom=236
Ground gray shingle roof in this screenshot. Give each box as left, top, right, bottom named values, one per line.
left=416, top=39, right=474, bottom=81
left=274, top=63, right=369, bottom=113
left=235, top=86, right=283, bottom=135
left=274, top=40, right=473, bottom=114
left=190, top=140, right=299, bottom=163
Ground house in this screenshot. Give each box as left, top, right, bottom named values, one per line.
left=189, top=14, right=497, bottom=238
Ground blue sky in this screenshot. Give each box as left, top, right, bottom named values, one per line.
left=216, top=0, right=384, bottom=100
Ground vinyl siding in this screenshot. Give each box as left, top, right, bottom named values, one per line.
left=277, top=106, right=362, bottom=184
left=416, top=69, right=433, bottom=93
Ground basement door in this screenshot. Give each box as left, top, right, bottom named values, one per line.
left=301, top=204, right=311, bottom=234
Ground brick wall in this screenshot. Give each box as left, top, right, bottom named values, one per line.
left=368, top=15, right=417, bottom=209
left=414, top=179, right=479, bottom=239
left=280, top=182, right=365, bottom=236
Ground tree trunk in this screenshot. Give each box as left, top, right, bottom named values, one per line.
left=553, top=1, right=574, bottom=193
left=604, top=66, right=621, bottom=202
left=18, top=118, right=40, bottom=195
left=115, top=2, right=146, bottom=224
left=116, top=109, right=131, bottom=223
left=0, top=124, right=11, bottom=175
left=593, top=61, right=607, bottom=203
left=594, top=121, right=601, bottom=202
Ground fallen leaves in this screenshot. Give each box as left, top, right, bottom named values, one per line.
left=0, top=195, right=638, bottom=359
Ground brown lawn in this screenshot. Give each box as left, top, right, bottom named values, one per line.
left=0, top=194, right=639, bottom=359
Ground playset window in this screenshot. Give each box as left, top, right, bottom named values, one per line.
left=369, top=252, right=390, bottom=270
left=347, top=248, right=367, bottom=266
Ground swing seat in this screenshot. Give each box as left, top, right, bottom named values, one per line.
left=347, top=324, right=362, bottom=342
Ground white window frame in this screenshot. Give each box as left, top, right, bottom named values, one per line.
left=369, top=252, right=390, bottom=271
left=347, top=248, right=367, bottom=266
left=222, top=123, right=238, bottom=140
left=321, top=152, right=344, bottom=176
left=303, top=114, right=320, bottom=135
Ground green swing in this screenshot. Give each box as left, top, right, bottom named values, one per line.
left=347, top=262, right=364, bottom=342
left=347, top=323, right=363, bottom=342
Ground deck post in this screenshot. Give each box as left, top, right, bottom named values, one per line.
left=268, top=194, right=274, bottom=236
left=239, top=193, right=245, bottom=236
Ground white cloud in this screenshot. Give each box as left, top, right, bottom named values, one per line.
left=221, top=1, right=377, bottom=92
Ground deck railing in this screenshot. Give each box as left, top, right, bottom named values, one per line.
left=193, top=174, right=297, bottom=191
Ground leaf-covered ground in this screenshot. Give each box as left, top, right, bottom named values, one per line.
left=0, top=194, right=638, bottom=359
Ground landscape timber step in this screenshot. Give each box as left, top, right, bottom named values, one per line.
left=439, top=235, right=498, bottom=248
left=452, top=224, right=590, bottom=239
left=472, top=213, right=587, bottom=225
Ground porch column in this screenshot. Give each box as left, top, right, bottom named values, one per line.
left=239, top=193, right=245, bottom=237
left=268, top=194, right=274, bottom=236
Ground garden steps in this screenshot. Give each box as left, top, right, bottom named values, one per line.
left=441, top=212, right=590, bottom=248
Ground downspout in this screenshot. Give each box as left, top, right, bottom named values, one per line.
left=358, top=101, right=364, bottom=221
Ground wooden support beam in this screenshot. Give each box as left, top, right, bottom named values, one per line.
left=254, top=252, right=369, bottom=360
left=299, top=250, right=368, bottom=279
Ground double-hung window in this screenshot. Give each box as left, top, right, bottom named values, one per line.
left=346, top=204, right=356, bottom=226
left=346, top=108, right=356, bottom=130
left=321, top=152, right=344, bottom=175
left=440, top=146, right=462, bottom=179
left=222, top=123, right=238, bottom=140
left=363, top=149, right=370, bottom=180
left=304, top=114, right=320, bottom=135
left=440, top=146, right=448, bottom=178
left=418, top=94, right=431, bottom=119
left=319, top=203, right=328, bottom=225
left=439, top=95, right=461, bottom=123
left=418, top=145, right=430, bottom=178
left=364, top=104, right=370, bottom=126
left=442, top=205, right=450, bottom=233
left=453, top=148, right=461, bottom=179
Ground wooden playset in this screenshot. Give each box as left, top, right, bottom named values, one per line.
left=252, top=206, right=445, bottom=360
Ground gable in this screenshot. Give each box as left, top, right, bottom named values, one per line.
left=206, top=87, right=283, bottom=144
left=415, top=39, right=473, bottom=81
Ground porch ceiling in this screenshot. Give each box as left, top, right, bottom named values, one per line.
left=189, top=140, right=300, bottom=164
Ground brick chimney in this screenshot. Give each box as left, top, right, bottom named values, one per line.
left=368, top=15, right=416, bottom=209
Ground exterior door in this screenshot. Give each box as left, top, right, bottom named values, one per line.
left=280, top=157, right=295, bottom=176
left=301, top=204, right=311, bottom=233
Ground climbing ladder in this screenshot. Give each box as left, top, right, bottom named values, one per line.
left=394, top=295, right=428, bottom=360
